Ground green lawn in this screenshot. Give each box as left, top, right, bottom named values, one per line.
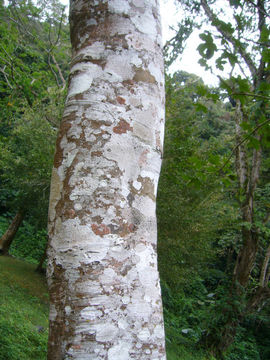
left=0, top=256, right=49, bottom=360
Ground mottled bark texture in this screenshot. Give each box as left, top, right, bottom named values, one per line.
left=47, top=0, right=166, bottom=359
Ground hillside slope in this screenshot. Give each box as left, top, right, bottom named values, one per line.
left=0, top=256, right=48, bottom=360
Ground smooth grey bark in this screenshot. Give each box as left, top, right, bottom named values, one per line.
left=47, top=0, right=166, bottom=359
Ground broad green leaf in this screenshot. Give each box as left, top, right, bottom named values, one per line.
left=247, top=136, right=261, bottom=150
left=195, top=103, right=208, bottom=113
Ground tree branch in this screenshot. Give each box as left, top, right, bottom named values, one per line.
left=48, top=54, right=60, bottom=87
left=234, top=101, right=248, bottom=190
left=232, top=92, right=270, bottom=100
left=260, top=242, right=270, bottom=287
left=249, top=135, right=262, bottom=196
left=248, top=286, right=270, bottom=311
left=245, top=0, right=270, bottom=19
left=200, top=0, right=257, bottom=77
left=0, top=66, right=13, bottom=89
left=218, top=117, right=270, bottom=175
left=51, top=54, right=66, bottom=91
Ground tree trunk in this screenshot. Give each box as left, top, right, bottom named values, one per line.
left=0, top=210, right=25, bottom=255
left=36, top=239, right=48, bottom=274
left=47, top=0, right=166, bottom=359
left=214, top=103, right=263, bottom=354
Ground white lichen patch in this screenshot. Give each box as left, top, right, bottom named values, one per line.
left=68, top=72, right=92, bottom=98
left=67, top=119, right=83, bottom=139
left=118, top=318, right=129, bottom=330
left=76, top=281, right=102, bottom=296
left=130, top=9, right=158, bottom=40
left=130, top=53, right=143, bottom=67
left=68, top=63, right=103, bottom=98
left=136, top=248, right=159, bottom=288
left=99, top=180, right=107, bottom=187
left=125, top=266, right=139, bottom=283
left=99, top=268, right=117, bottom=285
left=50, top=219, right=111, bottom=264
left=95, top=323, right=118, bottom=342
left=137, top=328, right=150, bottom=342
left=125, top=32, right=156, bottom=53
left=133, top=121, right=154, bottom=145
left=133, top=180, right=142, bottom=190
left=132, top=0, right=145, bottom=8
left=105, top=53, right=135, bottom=81
left=133, top=195, right=156, bottom=218
left=110, top=15, right=134, bottom=36
left=88, top=294, right=114, bottom=307
left=79, top=32, right=90, bottom=45
left=129, top=95, right=141, bottom=108
left=65, top=149, right=78, bottom=168
left=148, top=61, right=164, bottom=86
left=84, top=104, right=115, bottom=124
left=122, top=295, right=130, bottom=304
left=80, top=307, right=102, bottom=321
left=110, top=246, right=130, bottom=262
left=76, top=42, right=105, bottom=60
left=127, top=298, right=152, bottom=321
left=74, top=203, right=82, bottom=211
left=154, top=324, right=165, bottom=339
left=108, top=0, right=131, bottom=15
left=65, top=305, right=72, bottom=315
left=108, top=342, right=131, bottom=360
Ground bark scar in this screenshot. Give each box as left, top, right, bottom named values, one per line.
left=113, top=119, right=133, bottom=134
left=91, top=223, right=111, bottom=236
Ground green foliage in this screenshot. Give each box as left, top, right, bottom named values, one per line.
left=164, top=17, right=199, bottom=68
left=0, top=215, right=47, bottom=264
left=0, top=0, right=69, bottom=109
left=198, top=32, right=217, bottom=60
left=0, top=216, right=9, bottom=236
left=0, top=314, right=47, bottom=360
left=0, top=256, right=48, bottom=360
left=162, top=279, right=216, bottom=360
left=158, top=71, right=234, bottom=289
left=224, top=327, right=261, bottom=360
left=166, top=343, right=215, bottom=360
left=158, top=65, right=270, bottom=358
left=0, top=0, right=69, bottom=228
left=164, top=0, right=270, bottom=356
left=0, top=2, right=68, bottom=263
left=0, top=91, right=63, bottom=225
left=10, top=224, right=47, bottom=264
left=158, top=71, right=239, bottom=357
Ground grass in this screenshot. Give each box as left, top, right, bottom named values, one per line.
left=0, top=255, right=49, bottom=360
left=166, top=343, right=216, bottom=360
